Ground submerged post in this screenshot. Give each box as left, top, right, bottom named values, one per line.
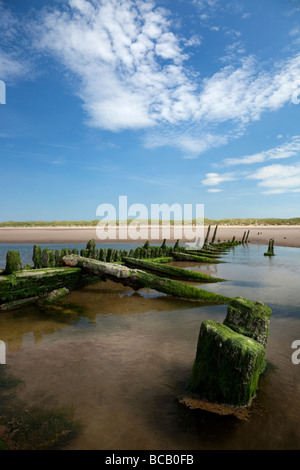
left=264, top=238, right=275, bottom=256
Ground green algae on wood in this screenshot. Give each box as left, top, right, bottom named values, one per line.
left=204, top=225, right=211, bottom=245
left=211, top=225, right=218, bottom=244
left=189, top=320, right=266, bottom=407
left=185, top=249, right=223, bottom=259
left=33, top=245, right=42, bottom=269
left=264, top=238, right=275, bottom=256
left=172, top=251, right=225, bottom=263
left=224, top=297, right=272, bottom=348
left=42, top=249, right=55, bottom=268
left=0, top=267, right=99, bottom=307
left=4, top=251, right=22, bottom=275
left=62, top=254, right=231, bottom=304
left=86, top=239, right=96, bottom=258
left=123, top=257, right=226, bottom=283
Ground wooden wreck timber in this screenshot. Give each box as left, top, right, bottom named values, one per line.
left=0, top=236, right=247, bottom=310
left=0, top=237, right=273, bottom=416
left=184, top=250, right=224, bottom=259
left=224, top=297, right=272, bottom=348
left=123, top=257, right=226, bottom=283
left=62, top=254, right=231, bottom=304
left=188, top=320, right=266, bottom=407
left=211, top=225, right=218, bottom=244
left=172, top=252, right=225, bottom=263
left=264, top=238, right=275, bottom=256
left=0, top=267, right=100, bottom=310
left=4, top=251, right=22, bottom=275
left=188, top=297, right=272, bottom=408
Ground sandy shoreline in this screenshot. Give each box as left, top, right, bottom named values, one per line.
left=0, top=225, right=299, bottom=248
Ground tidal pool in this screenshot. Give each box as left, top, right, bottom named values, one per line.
left=0, top=243, right=299, bottom=450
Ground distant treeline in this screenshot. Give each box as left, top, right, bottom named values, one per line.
left=0, top=218, right=299, bottom=227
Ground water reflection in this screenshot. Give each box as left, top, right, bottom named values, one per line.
left=0, top=244, right=299, bottom=450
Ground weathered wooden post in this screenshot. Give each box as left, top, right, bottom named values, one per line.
left=55, top=249, right=61, bottom=267
left=188, top=297, right=272, bottom=408
left=211, top=225, right=218, bottom=244
left=106, top=248, right=115, bottom=262
left=32, top=245, right=42, bottom=269
left=86, top=239, right=96, bottom=259
left=173, top=239, right=180, bottom=251
left=161, top=239, right=167, bottom=254
left=188, top=321, right=266, bottom=407
left=223, top=297, right=272, bottom=348
left=204, top=225, right=211, bottom=245
left=99, top=248, right=107, bottom=262
left=264, top=238, right=275, bottom=256
left=5, top=251, right=22, bottom=274
left=41, top=249, right=55, bottom=268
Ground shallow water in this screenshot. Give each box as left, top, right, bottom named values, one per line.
left=0, top=243, right=300, bottom=450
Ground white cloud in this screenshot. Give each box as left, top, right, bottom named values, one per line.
left=289, top=27, right=300, bottom=37
left=202, top=172, right=237, bottom=186
left=224, top=136, right=300, bottom=166
left=32, top=0, right=300, bottom=137
left=33, top=0, right=196, bottom=132
left=0, top=2, right=30, bottom=81
left=193, top=0, right=220, bottom=9
left=144, top=129, right=230, bottom=155
left=247, top=163, right=300, bottom=194
left=183, top=35, right=202, bottom=47
left=207, top=188, right=222, bottom=192
left=0, top=1, right=18, bottom=41
left=196, top=54, right=300, bottom=125
left=0, top=51, right=29, bottom=81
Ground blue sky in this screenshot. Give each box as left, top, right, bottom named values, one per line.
left=0, top=0, right=300, bottom=222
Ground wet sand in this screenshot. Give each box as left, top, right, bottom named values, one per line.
left=0, top=225, right=299, bottom=247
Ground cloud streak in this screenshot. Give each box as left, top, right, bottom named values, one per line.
left=0, top=2, right=31, bottom=81
left=224, top=136, right=300, bottom=166
left=202, top=172, right=237, bottom=186
left=247, top=163, right=300, bottom=194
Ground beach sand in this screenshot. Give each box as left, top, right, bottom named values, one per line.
left=0, top=225, right=299, bottom=248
